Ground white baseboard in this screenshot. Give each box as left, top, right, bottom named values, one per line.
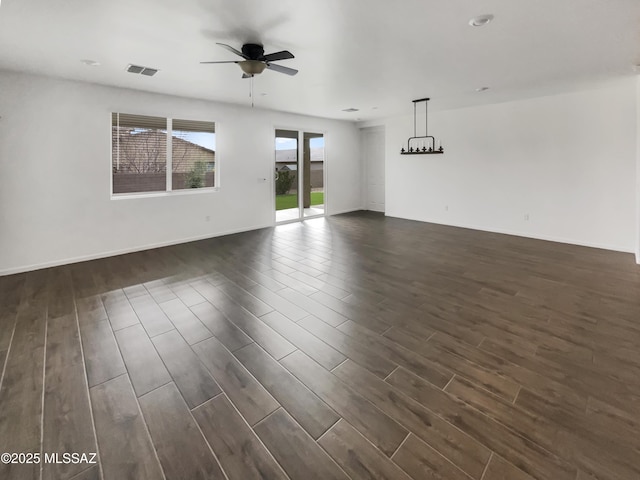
left=1, top=208, right=368, bottom=276
left=0, top=207, right=370, bottom=277
left=0, top=223, right=273, bottom=276
left=329, top=206, right=366, bottom=216
left=7, top=211, right=628, bottom=275
left=385, top=214, right=635, bottom=254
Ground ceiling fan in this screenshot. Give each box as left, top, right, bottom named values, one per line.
left=201, top=43, right=298, bottom=78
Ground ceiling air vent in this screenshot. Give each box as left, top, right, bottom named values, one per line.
left=126, top=64, right=158, bottom=76
left=126, top=64, right=144, bottom=74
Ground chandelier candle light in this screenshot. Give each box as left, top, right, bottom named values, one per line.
left=400, top=98, right=444, bottom=155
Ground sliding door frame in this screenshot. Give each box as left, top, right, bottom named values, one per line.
left=273, top=125, right=328, bottom=225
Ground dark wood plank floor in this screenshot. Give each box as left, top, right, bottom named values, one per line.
left=1, top=211, right=640, bottom=480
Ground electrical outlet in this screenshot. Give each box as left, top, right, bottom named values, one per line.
left=524, top=214, right=529, bottom=221
left=205, top=215, right=211, bottom=222
left=445, top=205, right=449, bottom=211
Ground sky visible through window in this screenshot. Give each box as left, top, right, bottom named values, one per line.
left=130, top=129, right=324, bottom=152
left=174, top=131, right=216, bottom=151
left=179, top=134, right=324, bottom=152
left=275, top=137, right=325, bottom=150
left=130, top=128, right=216, bottom=151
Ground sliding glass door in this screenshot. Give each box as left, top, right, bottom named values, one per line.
left=274, top=129, right=325, bottom=223
left=302, top=132, right=325, bottom=218
left=274, top=129, right=300, bottom=222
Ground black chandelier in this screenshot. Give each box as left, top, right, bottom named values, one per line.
left=400, top=98, right=444, bottom=155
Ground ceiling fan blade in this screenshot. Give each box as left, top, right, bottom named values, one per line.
left=266, top=63, right=298, bottom=76
left=216, top=42, right=249, bottom=59
left=200, top=61, right=239, bottom=64
left=262, top=50, right=295, bottom=62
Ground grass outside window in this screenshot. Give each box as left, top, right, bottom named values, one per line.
left=276, top=192, right=324, bottom=210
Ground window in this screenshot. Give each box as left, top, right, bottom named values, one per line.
left=112, top=113, right=216, bottom=195
left=171, top=119, right=216, bottom=190
left=111, top=114, right=167, bottom=194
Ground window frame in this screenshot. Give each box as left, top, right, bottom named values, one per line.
left=110, top=112, right=219, bottom=199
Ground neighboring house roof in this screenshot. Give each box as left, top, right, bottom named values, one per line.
left=118, top=129, right=215, bottom=154
left=113, top=128, right=215, bottom=173
left=172, top=136, right=215, bottom=155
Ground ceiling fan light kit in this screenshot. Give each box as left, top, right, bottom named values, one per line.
left=239, top=60, right=267, bottom=76
left=400, top=98, right=444, bottom=155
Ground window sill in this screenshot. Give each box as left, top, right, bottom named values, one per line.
left=111, top=187, right=219, bottom=200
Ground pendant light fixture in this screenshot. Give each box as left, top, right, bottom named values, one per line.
left=400, top=98, right=444, bottom=155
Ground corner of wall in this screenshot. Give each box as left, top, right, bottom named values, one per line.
left=636, top=76, right=640, bottom=264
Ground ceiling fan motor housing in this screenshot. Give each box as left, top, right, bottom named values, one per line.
left=241, top=43, right=265, bottom=60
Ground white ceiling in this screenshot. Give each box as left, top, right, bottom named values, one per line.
left=1, top=0, right=639, bottom=121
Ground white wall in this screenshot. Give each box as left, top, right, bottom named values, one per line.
left=0, top=71, right=362, bottom=274
left=371, top=78, right=637, bottom=253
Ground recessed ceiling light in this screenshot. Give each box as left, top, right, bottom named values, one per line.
left=342, top=108, right=359, bottom=112
left=469, top=14, right=494, bottom=27
left=81, top=59, right=100, bottom=66
left=476, top=87, right=490, bottom=92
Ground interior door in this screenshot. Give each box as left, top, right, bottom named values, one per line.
left=362, top=127, right=385, bottom=212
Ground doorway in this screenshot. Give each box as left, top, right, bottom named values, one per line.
left=361, top=126, right=385, bottom=212
left=275, top=129, right=325, bottom=223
